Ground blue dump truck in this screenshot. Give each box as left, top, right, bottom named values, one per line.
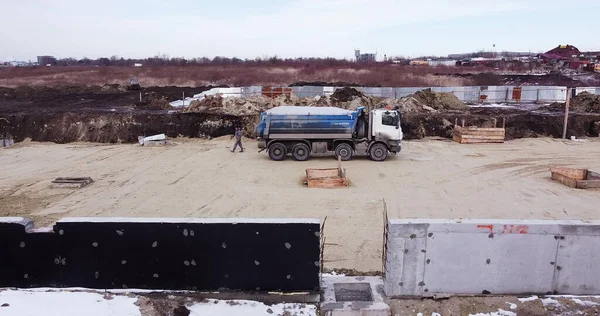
left=255, top=106, right=402, bottom=161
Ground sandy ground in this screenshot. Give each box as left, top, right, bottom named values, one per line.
left=1, top=137, right=600, bottom=272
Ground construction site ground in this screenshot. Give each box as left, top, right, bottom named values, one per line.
left=2, top=137, right=599, bottom=273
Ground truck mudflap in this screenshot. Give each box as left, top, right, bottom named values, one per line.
left=257, top=140, right=266, bottom=149
left=388, top=141, right=402, bottom=154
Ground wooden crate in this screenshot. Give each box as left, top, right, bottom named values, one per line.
left=305, top=168, right=348, bottom=188
left=453, top=126, right=506, bottom=144
left=551, top=167, right=600, bottom=189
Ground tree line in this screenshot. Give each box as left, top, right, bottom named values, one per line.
left=50, top=55, right=385, bottom=67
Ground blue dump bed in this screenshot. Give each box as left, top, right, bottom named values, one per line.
left=256, top=106, right=364, bottom=139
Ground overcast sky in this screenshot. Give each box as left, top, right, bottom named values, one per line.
left=2, top=0, right=599, bottom=61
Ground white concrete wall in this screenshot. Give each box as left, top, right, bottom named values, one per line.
left=384, top=219, right=600, bottom=297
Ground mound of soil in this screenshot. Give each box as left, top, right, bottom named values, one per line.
left=539, top=92, right=600, bottom=113
left=571, top=92, right=600, bottom=113
left=185, top=96, right=225, bottom=113
left=411, top=89, right=468, bottom=111
left=539, top=102, right=564, bottom=112
left=331, top=87, right=365, bottom=102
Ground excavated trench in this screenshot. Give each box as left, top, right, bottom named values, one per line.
left=2, top=109, right=599, bottom=144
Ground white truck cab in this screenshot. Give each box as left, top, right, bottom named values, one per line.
left=371, top=109, right=403, bottom=142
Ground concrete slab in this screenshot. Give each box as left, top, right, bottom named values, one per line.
left=385, top=219, right=600, bottom=297
left=321, top=275, right=390, bottom=316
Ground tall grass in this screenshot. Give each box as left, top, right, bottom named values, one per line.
left=0, top=64, right=498, bottom=88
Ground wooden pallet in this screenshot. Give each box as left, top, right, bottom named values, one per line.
left=551, top=168, right=600, bottom=189
left=51, top=177, right=94, bottom=188
left=453, top=118, right=506, bottom=144
left=305, top=168, right=348, bottom=188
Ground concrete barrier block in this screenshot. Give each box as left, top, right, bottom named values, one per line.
left=384, top=219, right=600, bottom=297
left=384, top=222, right=427, bottom=296
left=423, top=232, right=557, bottom=295
left=555, top=232, right=600, bottom=295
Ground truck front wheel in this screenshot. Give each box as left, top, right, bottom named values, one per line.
left=369, top=143, right=388, bottom=162
left=334, top=143, right=353, bottom=161
left=268, top=143, right=287, bottom=161
left=292, top=143, right=311, bottom=161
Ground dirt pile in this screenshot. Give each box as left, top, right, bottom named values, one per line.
left=181, top=88, right=467, bottom=116
left=571, top=92, right=600, bottom=113
left=331, top=87, right=365, bottom=102
left=539, top=92, right=600, bottom=113
left=134, top=91, right=174, bottom=110
left=411, top=89, right=468, bottom=111
left=539, top=102, right=564, bottom=112
left=185, top=95, right=290, bottom=115
left=372, top=89, right=468, bottom=114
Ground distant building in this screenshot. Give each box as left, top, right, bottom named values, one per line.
left=409, top=60, right=429, bottom=66
left=8, top=61, right=27, bottom=67
left=37, top=55, right=56, bottom=66
left=427, top=59, right=458, bottom=67
left=355, top=49, right=376, bottom=62
left=540, top=45, right=580, bottom=61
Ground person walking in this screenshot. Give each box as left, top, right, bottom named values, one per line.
left=231, top=127, right=244, bottom=153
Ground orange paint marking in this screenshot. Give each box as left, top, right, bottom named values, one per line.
left=477, top=225, right=494, bottom=233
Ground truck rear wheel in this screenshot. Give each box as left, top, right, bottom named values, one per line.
left=369, top=143, right=388, bottom=162
left=334, top=143, right=353, bottom=161
left=268, top=143, right=287, bottom=161
left=292, top=143, right=310, bottom=161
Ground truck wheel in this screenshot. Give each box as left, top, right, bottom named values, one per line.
left=268, top=143, right=287, bottom=161
left=292, top=143, right=310, bottom=161
left=334, top=143, right=353, bottom=161
left=369, top=143, right=388, bottom=162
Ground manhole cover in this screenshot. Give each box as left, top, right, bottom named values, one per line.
left=333, top=282, right=373, bottom=302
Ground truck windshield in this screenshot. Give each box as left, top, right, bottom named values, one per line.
left=382, top=112, right=399, bottom=127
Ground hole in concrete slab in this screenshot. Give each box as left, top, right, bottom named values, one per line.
left=334, top=283, right=373, bottom=302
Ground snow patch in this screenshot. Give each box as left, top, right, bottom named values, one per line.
left=9, top=287, right=194, bottom=294
left=0, top=289, right=140, bottom=316
left=186, top=299, right=317, bottom=316
left=518, top=295, right=539, bottom=302
left=506, top=302, right=517, bottom=310
left=550, top=295, right=600, bottom=299
left=470, top=309, right=516, bottom=316
left=541, top=298, right=561, bottom=306
left=571, top=298, right=600, bottom=306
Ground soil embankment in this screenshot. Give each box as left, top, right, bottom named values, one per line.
left=1, top=85, right=600, bottom=143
